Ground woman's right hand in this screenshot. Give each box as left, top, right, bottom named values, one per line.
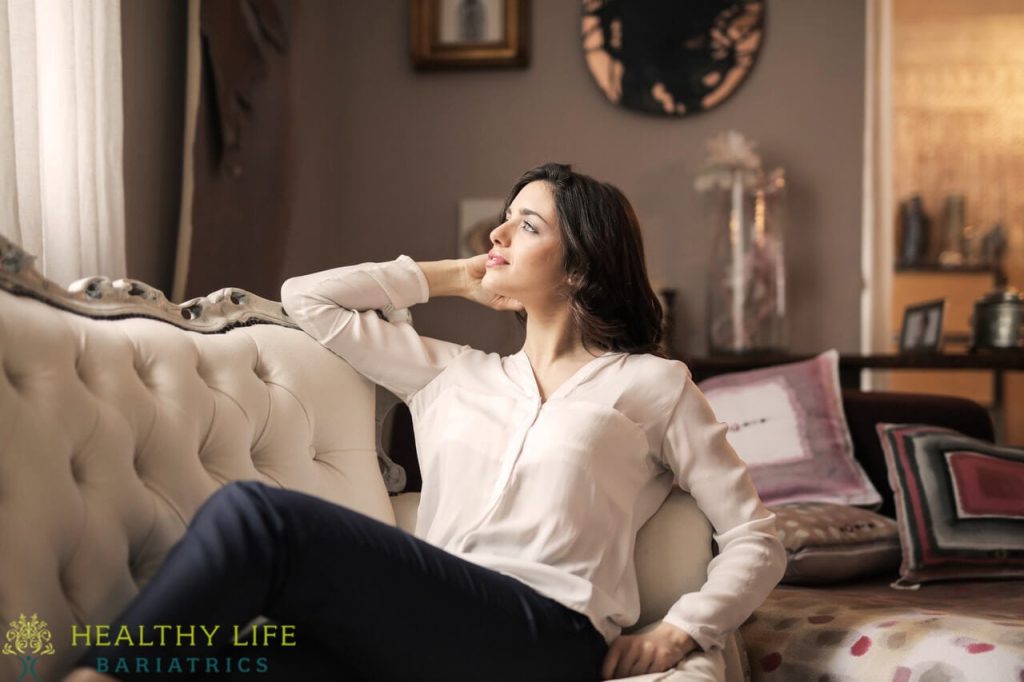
left=460, top=254, right=525, bottom=312
left=416, top=257, right=524, bottom=312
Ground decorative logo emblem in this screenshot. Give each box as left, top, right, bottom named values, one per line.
left=3, top=613, right=55, bottom=681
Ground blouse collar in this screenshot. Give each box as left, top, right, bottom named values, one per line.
left=509, top=349, right=622, bottom=404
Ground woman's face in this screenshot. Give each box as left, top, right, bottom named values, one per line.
left=483, top=180, right=567, bottom=306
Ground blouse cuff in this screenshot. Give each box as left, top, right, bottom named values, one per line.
left=660, top=613, right=722, bottom=653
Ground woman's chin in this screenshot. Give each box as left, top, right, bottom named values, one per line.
left=481, top=271, right=505, bottom=289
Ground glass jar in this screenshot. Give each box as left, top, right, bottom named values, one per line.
left=705, top=168, right=787, bottom=354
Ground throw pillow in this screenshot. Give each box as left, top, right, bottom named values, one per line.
left=876, top=423, right=1024, bottom=588
left=697, top=349, right=882, bottom=507
left=769, top=502, right=901, bottom=585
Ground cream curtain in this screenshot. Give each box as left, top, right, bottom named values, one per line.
left=0, top=0, right=126, bottom=288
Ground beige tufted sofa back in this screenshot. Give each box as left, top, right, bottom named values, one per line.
left=0, top=236, right=396, bottom=682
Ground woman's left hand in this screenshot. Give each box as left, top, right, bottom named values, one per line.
left=600, top=621, right=698, bottom=679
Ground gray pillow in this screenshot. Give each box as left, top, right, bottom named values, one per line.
left=769, top=502, right=901, bottom=585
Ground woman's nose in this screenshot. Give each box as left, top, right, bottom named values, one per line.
left=490, top=219, right=510, bottom=246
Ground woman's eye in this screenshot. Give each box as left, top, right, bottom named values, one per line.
left=521, top=222, right=537, bottom=233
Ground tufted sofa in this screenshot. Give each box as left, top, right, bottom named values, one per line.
left=0, top=233, right=749, bottom=682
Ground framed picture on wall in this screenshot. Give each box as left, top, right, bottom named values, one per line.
left=899, top=299, right=945, bottom=353
left=411, top=0, right=530, bottom=70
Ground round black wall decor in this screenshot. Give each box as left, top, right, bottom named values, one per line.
left=581, top=0, right=765, bottom=117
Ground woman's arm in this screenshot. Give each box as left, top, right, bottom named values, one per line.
left=602, top=365, right=784, bottom=679
left=656, top=365, right=788, bottom=653
left=280, top=256, right=474, bottom=403
left=416, top=259, right=469, bottom=298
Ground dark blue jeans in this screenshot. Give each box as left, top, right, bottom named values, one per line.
left=74, top=480, right=608, bottom=681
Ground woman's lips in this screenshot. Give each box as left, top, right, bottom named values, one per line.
left=486, top=255, right=508, bottom=267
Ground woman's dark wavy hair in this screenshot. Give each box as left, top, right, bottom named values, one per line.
left=501, top=162, right=667, bottom=358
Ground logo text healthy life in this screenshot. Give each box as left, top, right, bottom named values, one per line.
left=71, top=624, right=297, bottom=648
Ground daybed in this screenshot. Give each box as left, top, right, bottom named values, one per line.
left=4, top=229, right=1020, bottom=682
left=0, top=233, right=744, bottom=682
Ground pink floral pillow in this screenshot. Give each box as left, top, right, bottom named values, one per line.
left=697, top=350, right=882, bottom=508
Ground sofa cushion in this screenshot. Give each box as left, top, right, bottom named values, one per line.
left=625, top=489, right=714, bottom=634
left=769, top=502, right=900, bottom=585
left=877, top=423, right=1024, bottom=587
left=697, top=350, right=881, bottom=508
left=740, top=575, right=1024, bottom=681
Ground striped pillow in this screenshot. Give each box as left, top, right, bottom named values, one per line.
left=876, top=423, right=1024, bottom=588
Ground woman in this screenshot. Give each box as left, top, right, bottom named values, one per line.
left=67, top=163, right=786, bottom=682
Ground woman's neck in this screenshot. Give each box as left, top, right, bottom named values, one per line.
left=521, top=303, right=596, bottom=368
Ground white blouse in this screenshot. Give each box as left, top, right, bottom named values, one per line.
left=280, top=255, right=787, bottom=651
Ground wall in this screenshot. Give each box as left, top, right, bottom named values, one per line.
left=281, top=0, right=866, bottom=358
left=121, top=0, right=188, bottom=294
left=120, top=1, right=867, bottom=358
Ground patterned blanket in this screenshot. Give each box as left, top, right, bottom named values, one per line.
left=739, top=575, right=1024, bottom=681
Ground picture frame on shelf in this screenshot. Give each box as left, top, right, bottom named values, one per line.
left=899, top=299, right=945, bottom=353
left=411, top=0, right=529, bottom=70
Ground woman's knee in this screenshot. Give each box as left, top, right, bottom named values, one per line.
left=193, top=480, right=277, bottom=527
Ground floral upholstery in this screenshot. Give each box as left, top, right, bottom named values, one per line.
left=740, top=575, right=1024, bottom=681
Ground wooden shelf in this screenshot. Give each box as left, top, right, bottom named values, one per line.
left=895, top=263, right=997, bottom=274
left=680, top=351, right=1024, bottom=386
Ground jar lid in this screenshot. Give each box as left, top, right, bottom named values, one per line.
left=978, top=287, right=1024, bottom=305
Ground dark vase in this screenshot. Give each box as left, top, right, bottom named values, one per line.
left=898, top=195, right=931, bottom=267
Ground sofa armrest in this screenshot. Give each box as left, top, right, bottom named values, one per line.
left=602, top=628, right=748, bottom=682
left=841, top=389, right=994, bottom=518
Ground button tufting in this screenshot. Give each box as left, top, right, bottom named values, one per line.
left=70, top=456, right=83, bottom=483
left=181, top=304, right=203, bottom=320
left=75, top=357, right=88, bottom=384
left=57, top=564, right=71, bottom=599
left=134, top=357, right=153, bottom=388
